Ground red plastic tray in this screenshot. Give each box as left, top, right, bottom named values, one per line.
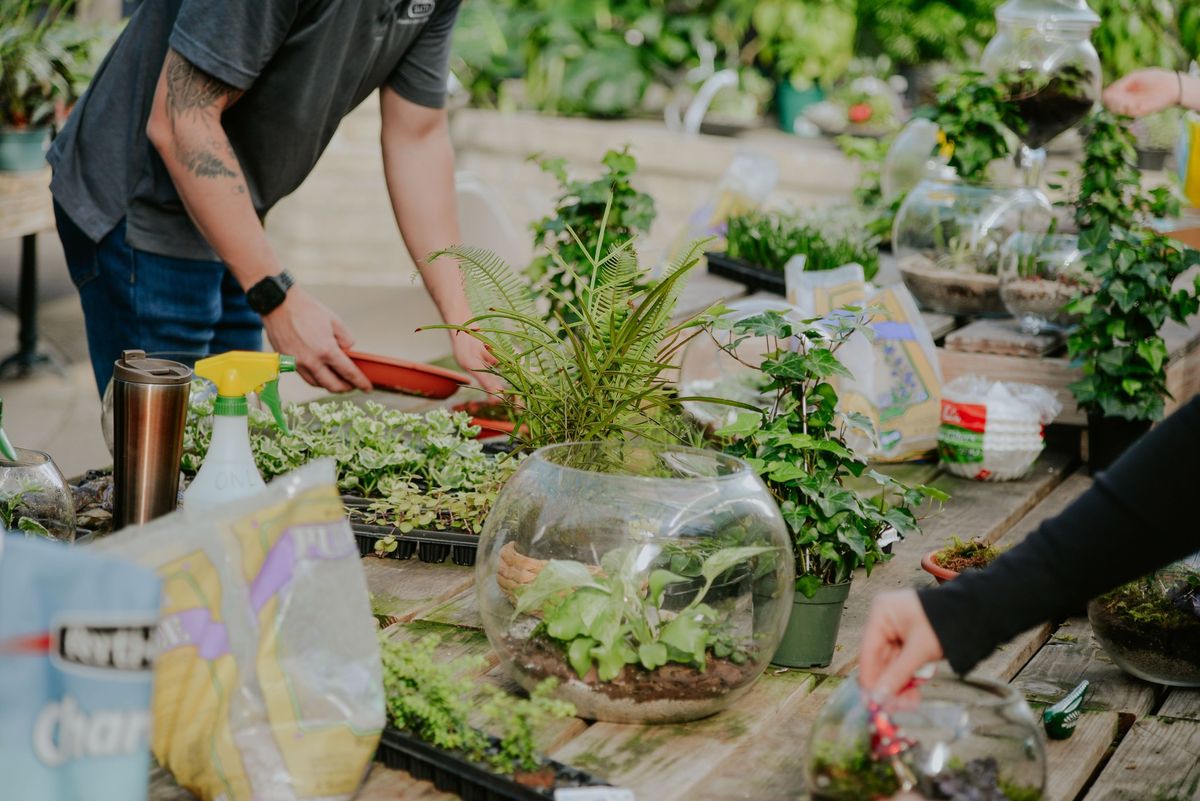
left=346, top=351, right=469, bottom=398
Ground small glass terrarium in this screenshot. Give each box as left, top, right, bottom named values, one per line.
left=0, top=448, right=77, bottom=543
left=808, top=674, right=1046, bottom=801
left=998, top=232, right=1093, bottom=333
left=476, top=442, right=794, bottom=724
left=894, top=178, right=1053, bottom=316
left=1088, top=554, right=1200, bottom=687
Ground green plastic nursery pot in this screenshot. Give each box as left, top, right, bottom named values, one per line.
left=772, top=581, right=850, bottom=668
left=0, top=127, right=51, bottom=172
left=775, top=82, right=823, bottom=135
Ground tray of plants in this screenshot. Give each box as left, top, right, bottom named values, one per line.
left=353, top=522, right=480, bottom=566
left=705, top=251, right=786, bottom=294
left=376, top=728, right=612, bottom=801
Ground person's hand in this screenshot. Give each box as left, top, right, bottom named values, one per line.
left=451, top=329, right=502, bottom=393
left=859, top=589, right=943, bottom=699
left=1103, top=68, right=1182, bottom=118
left=263, top=287, right=372, bottom=393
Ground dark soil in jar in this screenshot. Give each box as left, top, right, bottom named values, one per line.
left=1007, top=67, right=1095, bottom=150
left=511, top=634, right=757, bottom=702
left=898, top=254, right=1005, bottom=316
left=1090, top=591, right=1200, bottom=684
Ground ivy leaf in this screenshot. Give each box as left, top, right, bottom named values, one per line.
left=795, top=574, right=824, bottom=599
left=716, top=411, right=766, bottom=439
left=1137, top=339, right=1167, bottom=373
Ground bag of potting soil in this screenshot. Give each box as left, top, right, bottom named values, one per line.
left=0, top=533, right=161, bottom=801
left=92, top=459, right=384, bottom=801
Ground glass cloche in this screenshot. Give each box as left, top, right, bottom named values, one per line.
left=476, top=442, right=794, bottom=724
left=894, top=178, right=1053, bottom=316
left=1088, top=552, right=1200, bottom=687
left=808, top=672, right=1046, bottom=801
left=999, top=232, right=1093, bottom=333
left=981, top=0, right=1101, bottom=182
left=0, top=448, right=77, bottom=543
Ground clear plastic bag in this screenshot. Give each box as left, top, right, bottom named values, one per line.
left=938, top=374, right=1062, bottom=481
left=94, top=460, right=383, bottom=801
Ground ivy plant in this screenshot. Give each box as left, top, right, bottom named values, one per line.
left=379, top=631, right=574, bottom=775
left=930, top=70, right=1023, bottom=184
left=1065, top=110, right=1200, bottom=421
left=715, top=309, right=945, bottom=597
left=724, top=208, right=880, bottom=280
left=525, top=148, right=655, bottom=325
left=515, top=543, right=775, bottom=680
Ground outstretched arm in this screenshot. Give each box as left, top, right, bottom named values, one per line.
left=1104, top=68, right=1200, bottom=117
left=146, top=48, right=369, bottom=392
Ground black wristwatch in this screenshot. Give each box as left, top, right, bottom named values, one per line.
left=245, top=270, right=294, bottom=315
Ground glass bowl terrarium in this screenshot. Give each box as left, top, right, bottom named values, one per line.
left=998, top=232, right=1093, bottom=333
left=808, top=673, right=1046, bottom=801
left=894, top=178, right=1053, bottom=316
left=476, top=442, right=794, bottom=724
left=0, top=448, right=77, bottom=543
left=1088, top=554, right=1200, bottom=687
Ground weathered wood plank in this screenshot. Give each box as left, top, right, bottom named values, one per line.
left=686, top=675, right=840, bottom=801
left=1159, top=689, right=1200, bottom=722
left=1044, top=711, right=1120, bottom=801
left=416, top=587, right=483, bottom=629
left=921, top=311, right=959, bottom=341
left=825, top=451, right=1075, bottom=677
left=945, top=318, right=1063, bottom=358
left=361, top=557, right=475, bottom=624
left=551, top=670, right=818, bottom=801
left=1083, top=716, right=1200, bottom=801
left=1013, top=617, right=1158, bottom=720
left=994, top=473, right=1092, bottom=548
left=355, top=764, right=457, bottom=801
left=970, top=623, right=1057, bottom=683
left=0, top=169, right=54, bottom=240
left=383, top=620, right=499, bottom=677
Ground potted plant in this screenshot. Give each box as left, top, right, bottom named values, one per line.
left=710, top=208, right=880, bottom=295
left=749, top=0, right=856, bottom=134
left=716, top=308, right=945, bottom=668
left=921, top=536, right=1005, bottom=584
left=1064, top=110, right=1199, bottom=471
left=0, top=0, right=80, bottom=171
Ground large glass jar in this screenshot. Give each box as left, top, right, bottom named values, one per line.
left=1088, top=553, right=1200, bottom=687
left=476, top=442, right=794, bottom=724
left=0, top=448, right=77, bottom=543
left=894, top=178, right=1053, bottom=316
left=999, top=232, right=1093, bottom=333
left=808, top=673, right=1046, bottom=801
left=981, top=0, right=1101, bottom=176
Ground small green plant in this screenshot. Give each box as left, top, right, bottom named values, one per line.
left=0, top=0, right=83, bottom=128
left=724, top=209, right=880, bottom=280
left=930, top=70, right=1024, bottom=184
left=526, top=148, right=656, bottom=326
left=366, top=460, right=520, bottom=536
left=433, top=221, right=722, bottom=449
left=516, top=542, right=775, bottom=681
left=1065, top=110, right=1200, bottom=422
left=716, top=309, right=945, bottom=597
left=380, top=631, right=574, bottom=775
left=750, top=0, right=856, bottom=89
left=854, top=0, right=996, bottom=68
left=0, top=487, right=51, bottom=539
left=1101, top=571, right=1200, bottom=630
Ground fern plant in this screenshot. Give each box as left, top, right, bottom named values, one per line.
left=430, top=222, right=726, bottom=449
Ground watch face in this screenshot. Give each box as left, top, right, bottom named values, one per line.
left=247, top=276, right=288, bottom=315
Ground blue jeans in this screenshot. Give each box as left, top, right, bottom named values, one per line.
left=54, top=202, right=263, bottom=395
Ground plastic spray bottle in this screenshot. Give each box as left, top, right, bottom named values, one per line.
left=0, top=398, right=17, bottom=461
left=184, top=351, right=295, bottom=510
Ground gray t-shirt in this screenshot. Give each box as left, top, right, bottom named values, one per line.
left=48, top=0, right=460, bottom=261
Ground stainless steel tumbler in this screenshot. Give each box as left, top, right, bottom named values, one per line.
left=112, top=349, right=192, bottom=530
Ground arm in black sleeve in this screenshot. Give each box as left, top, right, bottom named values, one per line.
left=918, top=395, right=1200, bottom=675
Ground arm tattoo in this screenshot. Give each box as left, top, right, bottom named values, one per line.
left=162, top=49, right=246, bottom=182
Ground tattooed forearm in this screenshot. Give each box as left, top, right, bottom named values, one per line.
left=179, top=148, right=237, bottom=179
left=163, top=49, right=242, bottom=123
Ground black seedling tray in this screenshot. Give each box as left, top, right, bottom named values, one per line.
left=377, top=726, right=611, bottom=801
left=353, top=522, right=479, bottom=566
left=706, top=252, right=785, bottom=295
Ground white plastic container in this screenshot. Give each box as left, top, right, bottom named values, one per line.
left=938, top=374, right=1061, bottom=481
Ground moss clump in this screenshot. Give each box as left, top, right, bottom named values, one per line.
left=1101, top=572, right=1200, bottom=631
left=809, top=744, right=902, bottom=800
left=935, top=537, right=1004, bottom=574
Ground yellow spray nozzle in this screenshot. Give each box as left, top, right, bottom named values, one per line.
left=195, top=351, right=296, bottom=431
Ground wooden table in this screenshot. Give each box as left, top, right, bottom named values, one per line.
left=0, top=168, right=58, bottom=376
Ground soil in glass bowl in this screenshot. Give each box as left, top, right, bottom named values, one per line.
left=1088, top=575, right=1200, bottom=687
left=811, top=752, right=1042, bottom=801
left=1006, top=65, right=1096, bottom=150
